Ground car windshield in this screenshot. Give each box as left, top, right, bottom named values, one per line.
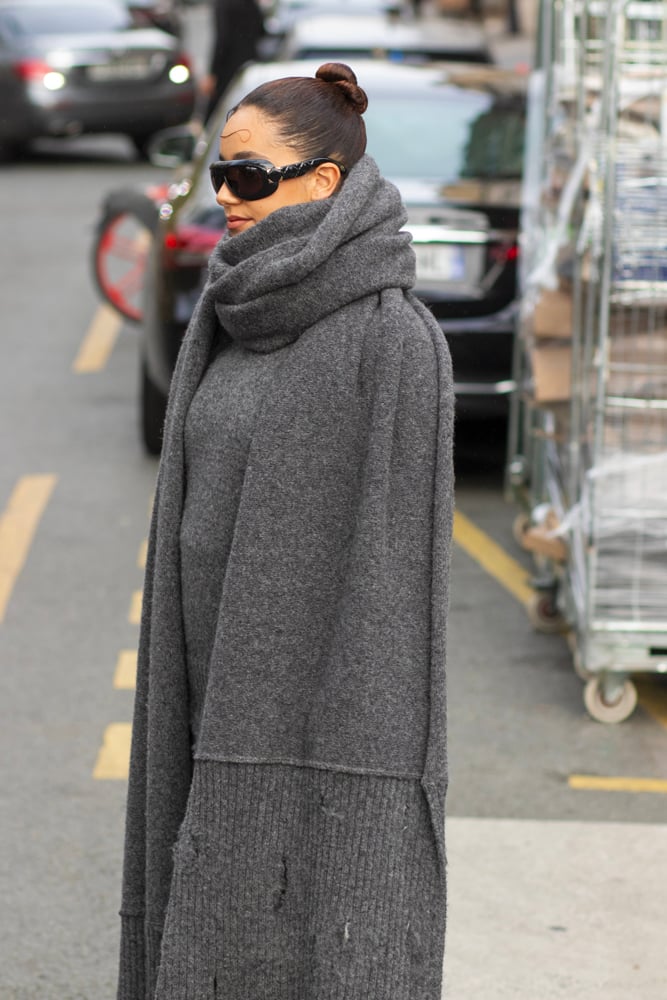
left=0, top=3, right=131, bottom=36
left=365, top=91, right=525, bottom=180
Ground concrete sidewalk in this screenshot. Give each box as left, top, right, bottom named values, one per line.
left=443, top=817, right=667, bottom=998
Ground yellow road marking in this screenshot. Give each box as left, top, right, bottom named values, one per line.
left=0, top=475, right=57, bottom=622
left=72, top=304, right=122, bottom=373
left=93, top=723, right=131, bottom=779
left=114, top=649, right=137, bottom=690
left=569, top=774, right=667, bottom=794
left=137, top=538, right=148, bottom=570
left=129, top=589, right=143, bottom=624
left=455, top=509, right=667, bottom=746
left=453, top=510, right=534, bottom=606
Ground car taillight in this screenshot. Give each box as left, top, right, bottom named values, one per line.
left=163, top=224, right=222, bottom=268
left=173, top=51, right=192, bottom=70
left=487, top=242, right=519, bottom=265
left=14, top=58, right=49, bottom=80
left=146, top=183, right=172, bottom=203
left=14, top=59, right=66, bottom=90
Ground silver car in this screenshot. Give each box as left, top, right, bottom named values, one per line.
left=0, top=0, right=196, bottom=157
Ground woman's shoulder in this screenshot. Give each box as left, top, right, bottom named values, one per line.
left=371, top=287, right=452, bottom=373
left=336, top=288, right=452, bottom=409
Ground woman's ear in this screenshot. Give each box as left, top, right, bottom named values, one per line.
left=309, top=162, right=344, bottom=201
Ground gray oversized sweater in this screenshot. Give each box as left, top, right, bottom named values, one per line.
left=117, top=154, right=455, bottom=1000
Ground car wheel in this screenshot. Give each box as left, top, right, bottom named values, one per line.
left=0, top=140, right=29, bottom=162
left=141, top=358, right=167, bottom=455
left=130, top=133, right=155, bottom=161
left=92, top=192, right=159, bottom=323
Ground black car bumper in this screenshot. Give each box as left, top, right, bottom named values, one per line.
left=437, top=301, right=518, bottom=418
left=1, top=84, right=196, bottom=143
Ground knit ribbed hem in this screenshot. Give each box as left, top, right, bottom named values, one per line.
left=146, top=923, right=163, bottom=1000
left=117, top=915, right=145, bottom=1000
left=153, top=761, right=445, bottom=1000
left=117, top=915, right=162, bottom=1000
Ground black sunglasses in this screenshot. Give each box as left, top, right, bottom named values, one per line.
left=209, top=157, right=347, bottom=201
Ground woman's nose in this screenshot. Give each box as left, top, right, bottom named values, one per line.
left=216, top=182, right=239, bottom=208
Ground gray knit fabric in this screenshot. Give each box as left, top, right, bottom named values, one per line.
left=180, top=341, right=284, bottom=737
left=155, top=763, right=444, bottom=1000
left=117, top=154, right=455, bottom=1000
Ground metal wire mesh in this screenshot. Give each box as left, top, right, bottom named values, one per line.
left=510, top=0, right=667, bottom=675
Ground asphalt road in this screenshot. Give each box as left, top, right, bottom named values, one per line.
left=0, top=8, right=666, bottom=1000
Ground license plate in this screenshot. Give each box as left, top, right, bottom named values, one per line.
left=87, top=58, right=153, bottom=82
left=413, top=242, right=466, bottom=282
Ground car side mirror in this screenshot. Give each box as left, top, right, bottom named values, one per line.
left=147, top=124, right=203, bottom=168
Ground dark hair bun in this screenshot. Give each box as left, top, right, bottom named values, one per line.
left=316, top=62, right=368, bottom=115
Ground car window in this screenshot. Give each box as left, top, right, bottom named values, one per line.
left=0, top=3, right=131, bottom=36
left=458, top=99, right=526, bottom=179
left=365, top=92, right=525, bottom=180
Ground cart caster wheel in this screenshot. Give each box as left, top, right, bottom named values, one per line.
left=526, top=592, right=568, bottom=634
left=512, top=512, right=531, bottom=547
left=573, top=651, right=592, bottom=681
left=583, top=677, right=637, bottom=724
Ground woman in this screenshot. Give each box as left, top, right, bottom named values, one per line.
left=117, top=62, right=454, bottom=1000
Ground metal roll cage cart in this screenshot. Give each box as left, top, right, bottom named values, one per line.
left=507, top=0, right=667, bottom=721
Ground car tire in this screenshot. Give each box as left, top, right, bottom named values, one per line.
left=0, top=140, right=29, bottom=162
left=130, top=133, right=155, bottom=161
left=141, top=358, right=167, bottom=455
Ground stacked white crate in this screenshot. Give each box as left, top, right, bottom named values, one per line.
left=508, top=0, right=667, bottom=721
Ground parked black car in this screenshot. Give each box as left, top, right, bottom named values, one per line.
left=0, top=0, right=196, bottom=157
left=137, top=59, right=526, bottom=453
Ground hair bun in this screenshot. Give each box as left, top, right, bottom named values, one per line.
left=315, top=62, right=369, bottom=115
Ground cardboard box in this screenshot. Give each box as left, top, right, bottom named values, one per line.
left=521, top=508, right=568, bottom=563
left=532, top=287, right=574, bottom=339
left=435, top=0, right=472, bottom=12
left=530, top=343, right=572, bottom=402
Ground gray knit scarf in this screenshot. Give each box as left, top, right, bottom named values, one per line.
left=120, top=153, right=455, bottom=949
